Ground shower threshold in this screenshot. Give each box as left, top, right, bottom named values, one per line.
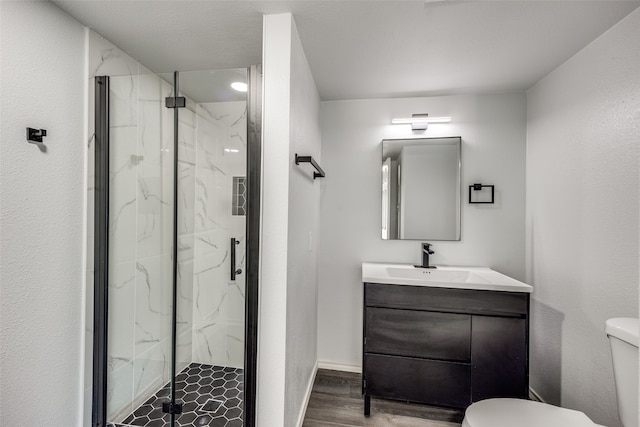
left=108, top=362, right=243, bottom=427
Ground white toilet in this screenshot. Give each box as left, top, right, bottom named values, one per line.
left=462, top=318, right=639, bottom=427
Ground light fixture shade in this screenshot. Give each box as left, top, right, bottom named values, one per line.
left=411, top=113, right=429, bottom=131
left=391, top=114, right=451, bottom=130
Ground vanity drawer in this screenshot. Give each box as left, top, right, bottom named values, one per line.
left=365, top=282, right=528, bottom=316
left=364, top=353, right=471, bottom=408
left=365, top=307, right=471, bottom=362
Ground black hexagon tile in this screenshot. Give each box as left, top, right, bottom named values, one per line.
left=108, top=363, right=244, bottom=427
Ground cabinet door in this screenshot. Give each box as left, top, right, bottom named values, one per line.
left=365, top=354, right=471, bottom=408
left=366, top=307, right=471, bottom=362
left=471, top=316, right=528, bottom=401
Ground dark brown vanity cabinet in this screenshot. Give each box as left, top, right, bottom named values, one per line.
left=362, top=282, right=529, bottom=414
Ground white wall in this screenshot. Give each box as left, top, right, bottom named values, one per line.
left=318, top=93, right=527, bottom=368
left=0, top=2, right=86, bottom=426
left=526, top=9, right=639, bottom=427
left=258, top=14, right=291, bottom=426
left=284, top=16, right=322, bottom=427
left=259, top=13, right=321, bottom=427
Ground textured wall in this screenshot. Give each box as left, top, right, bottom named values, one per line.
left=257, top=13, right=292, bottom=427
left=526, top=9, right=640, bottom=427
left=258, top=13, right=321, bottom=427
left=0, top=2, right=86, bottom=426
left=318, top=93, right=527, bottom=368
left=284, top=16, right=322, bottom=427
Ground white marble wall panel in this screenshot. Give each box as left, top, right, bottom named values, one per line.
left=83, top=386, right=93, bottom=427
left=192, top=320, right=226, bottom=366
left=190, top=101, right=247, bottom=368
left=176, top=100, right=196, bottom=365
left=178, top=151, right=196, bottom=236
left=109, top=76, right=138, bottom=267
left=134, top=255, right=173, bottom=356
left=194, top=162, right=229, bottom=234
left=107, top=359, right=134, bottom=421
left=176, top=329, right=193, bottom=373
left=192, top=234, right=228, bottom=324
left=177, top=235, right=195, bottom=264
left=86, top=78, right=96, bottom=272
left=84, top=270, right=94, bottom=391
left=137, top=75, right=173, bottom=261
left=177, top=260, right=194, bottom=334
left=89, top=30, right=144, bottom=78
left=136, top=164, right=172, bottom=260
left=85, top=75, right=96, bottom=420
left=226, top=323, right=245, bottom=369
left=108, top=174, right=136, bottom=265
left=199, top=102, right=247, bottom=151
left=110, top=75, right=138, bottom=127
left=227, top=268, right=246, bottom=324
left=179, top=102, right=198, bottom=152
left=108, top=262, right=136, bottom=363
left=175, top=93, right=197, bottom=373
left=106, top=73, right=140, bottom=419
left=193, top=107, right=229, bottom=236
left=132, top=339, right=171, bottom=410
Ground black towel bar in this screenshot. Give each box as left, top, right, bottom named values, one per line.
left=295, top=153, right=325, bottom=179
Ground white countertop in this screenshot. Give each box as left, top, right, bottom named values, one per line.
left=362, top=262, right=533, bottom=293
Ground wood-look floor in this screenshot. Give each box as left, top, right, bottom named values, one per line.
left=302, top=369, right=465, bottom=427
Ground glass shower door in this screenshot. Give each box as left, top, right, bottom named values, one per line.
left=104, top=71, right=176, bottom=426
left=97, top=66, right=255, bottom=427
left=170, top=68, right=248, bottom=427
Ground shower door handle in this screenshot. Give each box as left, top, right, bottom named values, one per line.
left=230, top=238, right=242, bottom=280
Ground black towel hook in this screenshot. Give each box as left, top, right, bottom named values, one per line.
left=27, top=127, right=47, bottom=144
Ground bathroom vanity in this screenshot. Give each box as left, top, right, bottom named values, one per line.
left=361, top=263, right=532, bottom=415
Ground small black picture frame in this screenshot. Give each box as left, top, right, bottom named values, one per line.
left=469, top=183, right=494, bottom=204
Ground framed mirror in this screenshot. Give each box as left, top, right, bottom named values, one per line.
left=381, top=137, right=461, bottom=240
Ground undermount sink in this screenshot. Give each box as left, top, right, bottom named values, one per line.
left=362, top=262, right=532, bottom=293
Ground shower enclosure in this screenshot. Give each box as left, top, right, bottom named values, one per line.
left=92, top=66, right=261, bottom=427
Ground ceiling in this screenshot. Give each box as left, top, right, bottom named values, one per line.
left=158, top=69, right=249, bottom=103
left=53, top=0, right=639, bottom=101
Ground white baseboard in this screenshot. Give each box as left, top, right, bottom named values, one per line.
left=295, top=359, right=319, bottom=427
left=317, top=360, right=362, bottom=374
left=529, top=387, right=545, bottom=402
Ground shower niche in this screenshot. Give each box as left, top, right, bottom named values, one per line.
left=89, top=43, right=260, bottom=427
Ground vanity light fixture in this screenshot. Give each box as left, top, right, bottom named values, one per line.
left=391, top=114, right=451, bottom=131
left=230, top=81, right=248, bottom=92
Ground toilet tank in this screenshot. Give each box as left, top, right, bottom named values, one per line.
left=606, top=318, right=639, bottom=427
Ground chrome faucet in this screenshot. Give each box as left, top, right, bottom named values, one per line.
left=421, top=243, right=436, bottom=269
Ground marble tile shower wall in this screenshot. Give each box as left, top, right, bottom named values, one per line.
left=191, top=101, right=247, bottom=369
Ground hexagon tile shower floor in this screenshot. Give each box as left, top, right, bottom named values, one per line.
left=109, top=363, right=244, bottom=427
